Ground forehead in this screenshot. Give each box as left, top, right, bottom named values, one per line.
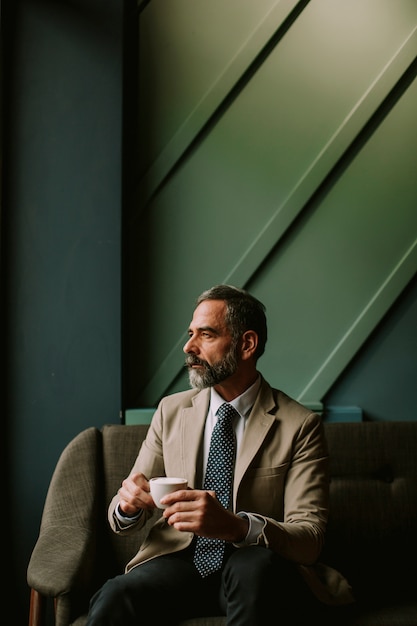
left=190, top=299, right=228, bottom=330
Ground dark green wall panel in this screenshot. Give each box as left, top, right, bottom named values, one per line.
left=3, top=1, right=124, bottom=622
left=127, top=0, right=417, bottom=407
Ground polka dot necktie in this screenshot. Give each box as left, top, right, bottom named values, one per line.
left=193, top=403, right=237, bottom=577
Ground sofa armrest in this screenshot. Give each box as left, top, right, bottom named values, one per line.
left=28, top=525, right=97, bottom=595
left=27, top=427, right=103, bottom=609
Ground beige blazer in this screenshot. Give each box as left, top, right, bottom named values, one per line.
left=108, top=375, right=354, bottom=606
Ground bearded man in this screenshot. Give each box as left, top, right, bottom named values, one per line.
left=86, top=284, right=353, bottom=626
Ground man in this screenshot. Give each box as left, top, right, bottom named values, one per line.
left=87, top=285, right=353, bottom=625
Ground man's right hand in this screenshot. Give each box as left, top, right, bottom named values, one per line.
left=118, top=472, right=155, bottom=515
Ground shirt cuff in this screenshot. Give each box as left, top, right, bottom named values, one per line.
left=115, top=503, right=142, bottom=525
left=233, top=512, right=266, bottom=546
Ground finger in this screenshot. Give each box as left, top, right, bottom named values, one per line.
left=160, top=488, right=198, bottom=506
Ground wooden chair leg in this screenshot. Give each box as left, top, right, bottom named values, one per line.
left=29, top=588, right=47, bottom=626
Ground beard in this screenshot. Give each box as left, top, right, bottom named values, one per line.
left=185, top=346, right=239, bottom=390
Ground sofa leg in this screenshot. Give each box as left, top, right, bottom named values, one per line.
left=29, top=588, right=47, bottom=626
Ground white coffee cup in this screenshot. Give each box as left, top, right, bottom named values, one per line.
left=149, top=476, right=188, bottom=509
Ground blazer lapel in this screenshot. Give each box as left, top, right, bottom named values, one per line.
left=234, top=379, right=277, bottom=496
left=182, top=389, right=210, bottom=489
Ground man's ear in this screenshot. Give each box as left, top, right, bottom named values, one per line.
left=240, top=330, right=258, bottom=360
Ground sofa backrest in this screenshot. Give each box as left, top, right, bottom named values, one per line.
left=322, top=421, right=417, bottom=601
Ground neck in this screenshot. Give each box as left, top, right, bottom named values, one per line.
left=213, top=369, right=259, bottom=402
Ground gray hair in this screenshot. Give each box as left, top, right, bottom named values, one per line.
left=196, top=285, right=267, bottom=360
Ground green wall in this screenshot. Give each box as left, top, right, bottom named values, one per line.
left=125, top=0, right=417, bottom=411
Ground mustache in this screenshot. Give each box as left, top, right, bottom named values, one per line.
left=185, top=355, right=208, bottom=368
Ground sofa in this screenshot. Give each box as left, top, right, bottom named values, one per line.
left=27, top=420, right=417, bottom=626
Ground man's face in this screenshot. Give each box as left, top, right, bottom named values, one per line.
left=183, top=300, right=239, bottom=390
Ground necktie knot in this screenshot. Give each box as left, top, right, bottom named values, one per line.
left=217, top=402, right=237, bottom=423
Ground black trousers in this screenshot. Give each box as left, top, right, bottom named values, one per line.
left=86, top=544, right=320, bottom=625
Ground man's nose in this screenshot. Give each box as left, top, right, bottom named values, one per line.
left=183, top=336, right=196, bottom=354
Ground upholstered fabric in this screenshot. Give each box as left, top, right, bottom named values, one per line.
left=323, top=421, right=416, bottom=606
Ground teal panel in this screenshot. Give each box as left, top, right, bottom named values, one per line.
left=323, top=406, right=363, bottom=423
left=125, top=408, right=155, bottom=425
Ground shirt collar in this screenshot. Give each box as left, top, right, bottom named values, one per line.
left=210, top=374, right=261, bottom=419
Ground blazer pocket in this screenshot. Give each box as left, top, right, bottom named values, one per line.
left=245, top=462, right=289, bottom=478
left=237, top=463, right=290, bottom=518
